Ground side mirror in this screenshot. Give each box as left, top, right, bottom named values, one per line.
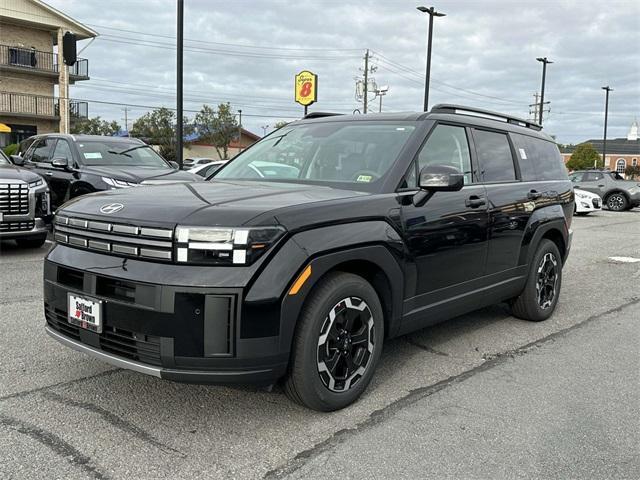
left=51, top=157, right=69, bottom=169
left=169, top=161, right=179, bottom=169
left=10, top=155, right=24, bottom=166
left=419, top=164, right=464, bottom=192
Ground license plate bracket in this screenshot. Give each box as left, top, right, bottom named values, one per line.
left=67, top=293, right=103, bottom=333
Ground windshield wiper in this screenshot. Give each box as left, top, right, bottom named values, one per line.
left=108, top=145, right=152, bottom=157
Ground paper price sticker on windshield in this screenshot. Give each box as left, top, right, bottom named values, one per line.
left=519, top=148, right=527, bottom=159
left=356, top=174, right=373, bottom=183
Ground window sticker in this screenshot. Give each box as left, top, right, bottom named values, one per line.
left=83, top=152, right=102, bottom=159
left=356, top=174, right=373, bottom=182
left=518, top=148, right=527, bottom=159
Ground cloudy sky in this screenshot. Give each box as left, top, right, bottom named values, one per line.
left=49, top=0, right=639, bottom=143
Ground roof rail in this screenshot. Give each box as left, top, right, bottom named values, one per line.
left=302, top=112, right=344, bottom=119
left=430, top=104, right=542, bottom=131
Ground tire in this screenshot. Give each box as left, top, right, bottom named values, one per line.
left=284, top=272, right=384, bottom=411
left=605, top=192, right=628, bottom=211
left=15, top=234, right=47, bottom=249
left=511, top=239, right=562, bottom=322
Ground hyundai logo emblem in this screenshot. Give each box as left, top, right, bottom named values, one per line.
left=100, top=203, right=124, bottom=214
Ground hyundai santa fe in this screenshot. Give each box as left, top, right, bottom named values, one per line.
left=44, top=105, right=574, bottom=411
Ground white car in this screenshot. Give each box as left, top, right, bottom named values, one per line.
left=574, top=188, right=602, bottom=215
left=188, top=160, right=228, bottom=178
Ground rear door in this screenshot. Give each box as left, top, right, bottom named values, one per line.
left=473, top=128, right=531, bottom=275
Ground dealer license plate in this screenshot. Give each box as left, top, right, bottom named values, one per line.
left=68, top=293, right=102, bottom=333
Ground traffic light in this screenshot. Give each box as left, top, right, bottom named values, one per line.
left=62, top=32, right=77, bottom=66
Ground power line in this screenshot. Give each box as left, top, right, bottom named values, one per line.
left=86, top=23, right=364, bottom=52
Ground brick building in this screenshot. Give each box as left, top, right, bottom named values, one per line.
left=0, top=0, right=96, bottom=147
left=561, top=120, right=640, bottom=176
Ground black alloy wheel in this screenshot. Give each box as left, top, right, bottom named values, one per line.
left=317, top=297, right=375, bottom=393
left=285, top=272, right=384, bottom=411
left=535, top=252, right=558, bottom=310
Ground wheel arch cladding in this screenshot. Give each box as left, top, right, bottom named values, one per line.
left=244, top=221, right=405, bottom=353
left=518, top=205, right=568, bottom=266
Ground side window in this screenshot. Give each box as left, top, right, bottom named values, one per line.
left=29, top=138, right=56, bottom=163
left=568, top=172, right=583, bottom=182
left=417, top=124, right=472, bottom=184
left=583, top=172, right=603, bottom=182
left=52, top=139, right=73, bottom=162
left=511, top=133, right=567, bottom=181
left=473, top=129, right=516, bottom=182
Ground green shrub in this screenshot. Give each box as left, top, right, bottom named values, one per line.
left=3, top=143, right=18, bottom=157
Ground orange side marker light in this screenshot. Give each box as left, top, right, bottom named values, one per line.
left=288, top=265, right=312, bottom=296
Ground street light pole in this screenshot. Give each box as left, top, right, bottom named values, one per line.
left=536, top=57, right=553, bottom=125
left=601, top=86, right=613, bottom=169
left=176, top=0, right=184, bottom=169
left=237, top=109, right=242, bottom=154
left=417, top=6, right=446, bottom=112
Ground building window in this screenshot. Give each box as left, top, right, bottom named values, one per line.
left=633, top=158, right=638, bottom=167
left=616, top=158, right=626, bottom=173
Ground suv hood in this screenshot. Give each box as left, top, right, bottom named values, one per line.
left=0, top=164, right=44, bottom=183
left=59, top=180, right=368, bottom=227
left=82, top=165, right=199, bottom=184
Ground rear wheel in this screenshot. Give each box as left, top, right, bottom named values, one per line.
left=284, top=272, right=384, bottom=411
left=15, top=234, right=47, bottom=249
left=511, top=239, right=562, bottom=322
left=605, top=192, right=628, bottom=211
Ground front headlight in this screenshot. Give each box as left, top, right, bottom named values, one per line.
left=28, top=179, right=44, bottom=188
left=102, top=177, right=140, bottom=188
left=574, top=192, right=588, bottom=200
left=175, top=225, right=286, bottom=265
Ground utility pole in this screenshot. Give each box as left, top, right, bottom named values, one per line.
left=529, top=93, right=550, bottom=124
left=176, top=0, right=184, bottom=168
left=536, top=57, right=553, bottom=125
left=601, top=86, right=613, bottom=169
left=417, top=6, right=446, bottom=112
left=237, top=109, right=242, bottom=154
left=363, top=49, right=369, bottom=114
left=122, top=107, right=130, bottom=136
left=261, top=125, right=269, bottom=136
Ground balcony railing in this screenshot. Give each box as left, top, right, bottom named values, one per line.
left=0, top=44, right=89, bottom=79
left=0, top=91, right=88, bottom=120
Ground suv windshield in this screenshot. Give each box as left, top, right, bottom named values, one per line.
left=77, top=141, right=170, bottom=168
left=215, top=121, right=416, bottom=188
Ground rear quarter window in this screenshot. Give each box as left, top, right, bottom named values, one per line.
left=511, top=133, right=567, bottom=181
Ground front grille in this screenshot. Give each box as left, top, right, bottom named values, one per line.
left=54, top=215, right=174, bottom=261
left=45, top=303, right=162, bottom=366
left=0, top=182, right=29, bottom=214
left=0, top=220, right=34, bottom=232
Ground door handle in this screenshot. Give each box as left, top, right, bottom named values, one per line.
left=598, top=184, right=605, bottom=187
left=45, top=172, right=53, bottom=176
left=528, top=190, right=542, bottom=200
left=465, top=196, right=486, bottom=208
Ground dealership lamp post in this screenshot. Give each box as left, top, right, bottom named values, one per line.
left=536, top=57, right=552, bottom=125
left=176, top=0, right=184, bottom=169
left=600, top=86, right=613, bottom=168
left=417, top=6, right=445, bottom=112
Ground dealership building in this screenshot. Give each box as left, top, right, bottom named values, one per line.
left=561, top=120, right=640, bottom=175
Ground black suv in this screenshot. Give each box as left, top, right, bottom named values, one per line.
left=44, top=105, right=574, bottom=411
left=13, top=134, right=200, bottom=211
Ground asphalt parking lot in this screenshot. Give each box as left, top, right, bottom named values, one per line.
left=1, top=209, right=638, bottom=480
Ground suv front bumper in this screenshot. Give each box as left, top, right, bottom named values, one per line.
left=44, top=245, right=289, bottom=385
left=0, top=217, right=48, bottom=239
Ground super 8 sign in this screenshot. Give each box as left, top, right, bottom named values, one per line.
left=295, top=70, right=318, bottom=107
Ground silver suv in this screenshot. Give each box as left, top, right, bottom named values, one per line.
left=569, top=170, right=640, bottom=211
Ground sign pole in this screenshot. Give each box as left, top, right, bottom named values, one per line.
left=304, top=105, right=308, bottom=116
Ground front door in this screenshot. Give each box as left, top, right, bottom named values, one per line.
left=573, top=171, right=606, bottom=197
left=400, top=124, right=489, bottom=331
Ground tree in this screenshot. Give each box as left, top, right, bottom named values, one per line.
left=625, top=164, right=640, bottom=179
left=566, top=143, right=603, bottom=171
left=193, top=103, right=238, bottom=160
left=130, top=107, right=191, bottom=162
left=71, top=116, right=121, bottom=136
left=273, top=120, right=290, bottom=130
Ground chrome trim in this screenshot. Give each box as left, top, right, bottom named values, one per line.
left=112, top=224, right=139, bottom=235
left=140, top=248, right=172, bottom=259
left=140, top=227, right=173, bottom=239
left=112, top=244, right=138, bottom=255
left=45, top=326, right=162, bottom=377
left=88, top=240, right=111, bottom=251
left=68, top=236, right=88, bottom=247
left=55, top=225, right=172, bottom=248
left=69, top=218, right=88, bottom=228
left=88, top=220, right=111, bottom=232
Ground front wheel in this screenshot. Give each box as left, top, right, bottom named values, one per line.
left=605, top=192, right=628, bottom=211
left=511, top=239, right=562, bottom=322
left=284, top=272, right=384, bottom=411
